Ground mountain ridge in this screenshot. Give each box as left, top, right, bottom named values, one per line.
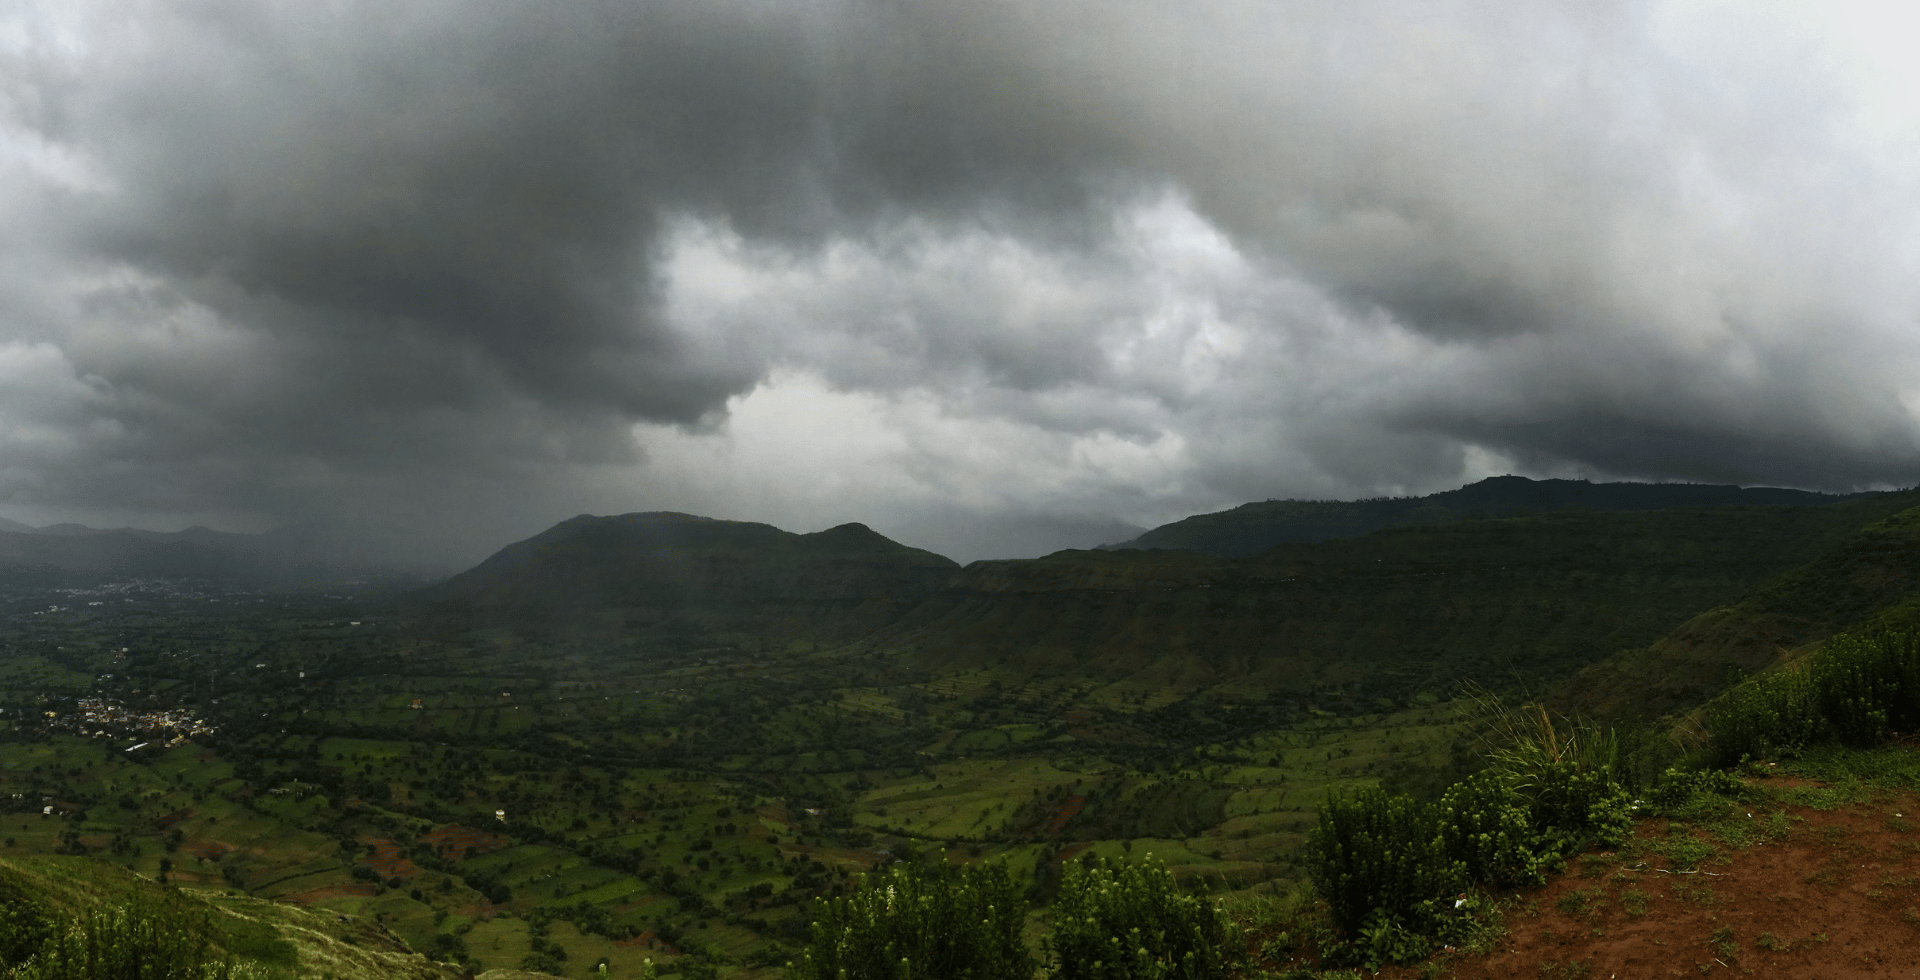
left=414, top=493, right=1920, bottom=720
left=1107, top=475, right=1872, bottom=557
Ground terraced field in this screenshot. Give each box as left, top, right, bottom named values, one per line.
left=0, top=589, right=1480, bottom=978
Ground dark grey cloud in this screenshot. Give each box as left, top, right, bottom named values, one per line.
left=0, top=0, right=1916, bottom=563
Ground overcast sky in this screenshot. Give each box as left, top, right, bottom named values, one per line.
left=2, top=1, right=1919, bottom=565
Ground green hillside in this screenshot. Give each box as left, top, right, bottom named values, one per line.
left=0, top=852, right=460, bottom=979
left=1111, top=474, right=1863, bottom=556
left=1564, top=497, right=1920, bottom=721
left=873, top=494, right=1920, bottom=708
left=2, top=493, right=1919, bottom=976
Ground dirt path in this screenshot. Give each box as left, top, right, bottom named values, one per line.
left=1392, top=786, right=1920, bottom=978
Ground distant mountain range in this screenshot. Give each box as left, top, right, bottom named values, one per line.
left=1103, top=475, right=1866, bottom=556
left=413, top=479, right=1920, bottom=724
left=0, top=519, right=452, bottom=588
left=0, top=474, right=1881, bottom=607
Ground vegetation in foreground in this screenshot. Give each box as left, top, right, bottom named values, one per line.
left=0, top=851, right=458, bottom=980
left=1234, top=625, right=1920, bottom=977
left=9, top=624, right=1920, bottom=980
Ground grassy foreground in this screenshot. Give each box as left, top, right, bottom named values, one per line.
left=0, top=852, right=460, bottom=980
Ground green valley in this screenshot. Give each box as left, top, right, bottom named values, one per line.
left=3, top=478, right=1920, bottom=977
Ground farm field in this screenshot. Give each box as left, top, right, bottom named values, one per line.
left=0, top=587, right=1478, bottom=978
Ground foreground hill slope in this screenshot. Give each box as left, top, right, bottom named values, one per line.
left=1339, top=760, right=1920, bottom=979
left=1112, top=474, right=1864, bottom=557
left=0, top=853, right=459, bottom=980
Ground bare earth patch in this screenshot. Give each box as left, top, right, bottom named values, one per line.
left=1384, top=786, right=1920, bottom=979
left=420, top=823, right=510, bottom=859
left=282, top=883, right=377, bottom=903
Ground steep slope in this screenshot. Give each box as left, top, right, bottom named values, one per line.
left=412, top=495, right=1920, bottom=709
left=1563, top=496, right=1920, bottom=721
left=876, top=498, right=1919, bottom=706
left=413, top=511, right=961, bottom=638
left=0, top=854, right=459, bottom=980
left=1111, top=475, right=1863, bottom=556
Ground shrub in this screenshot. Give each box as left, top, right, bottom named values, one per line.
left=1307, top=753, right=1631, bottom=958
left=787, top=854, right=1032, bottom=980
left=0, top=884, right=56, bottom=969
left=1708, top=629, right=1920, bottom=764
left=1303, top=789, right=1464, bottom=937
left=1707, top=669, right=1826, bottom=765
left=1526, top=763, right=1633, bottom=855
left=1811, top=630, right=1920, bottom=745
left=1435, top=770, right=1540, bottom=888
left=1044, top=854, right=1241, bottom=980
left=1645, top=767, right=1745, bottom=817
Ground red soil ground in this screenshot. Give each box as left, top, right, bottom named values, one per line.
left=1046, top=795, right=1088, bottom=836
left=282, top=883, right=377, bottom=903
left=420, top=823, right=511, bottom=859
left=360, top=837, right=422, bottom=879
left=1374, top=783, right=1920, bottom=979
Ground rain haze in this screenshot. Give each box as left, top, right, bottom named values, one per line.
left=2, top=0, right=1919, bottom=566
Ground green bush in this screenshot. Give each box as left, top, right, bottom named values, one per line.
left=1526, top=763, right=1633, bottom=855
left=1307, top=756, right=1632, bottom=958
left=1812, top=630, right=1920, bottom=745
left=1303, top=789, right=1464, bottom=937
left=1709, top=629, right=1920, bottom=765
left=1435, top=770, right=1540, bottom=888
left=1044, top=854, right=1241, bottom=980
left=0, top=891, right=56, bottom=969
left=1645, top=767, right=1745, bottom=817
left=787, top=854, right=1032, bottom=980
left=1707, top=668, right=1826, bottom=764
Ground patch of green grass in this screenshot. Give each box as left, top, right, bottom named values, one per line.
left=1536, top=959, right=1589, bottom=979
left=1655, top=833, right=1722, bottom=871
left=1619, top=888, right=1650, bottom=917
left=1555, top=888, right=1605, bottom=919
left=1670, top=880, right=1716, bottom=906
left=1784, top=745, right=1920, bottom=789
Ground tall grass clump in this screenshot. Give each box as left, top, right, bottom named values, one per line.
left=1709, top=629, right=1920, bottom=765
left=1044, top=854, right=1241, bottom=980
left=787, top=854, right=1032, bottom=980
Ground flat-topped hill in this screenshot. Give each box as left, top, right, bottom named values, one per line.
left=1109, top=474, right=1866, bottom=557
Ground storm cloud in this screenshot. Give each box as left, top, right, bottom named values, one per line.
left=1, top=0, right=1917, bottom=563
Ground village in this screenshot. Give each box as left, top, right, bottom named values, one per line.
left=33, top=696, right=215, bottom=746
